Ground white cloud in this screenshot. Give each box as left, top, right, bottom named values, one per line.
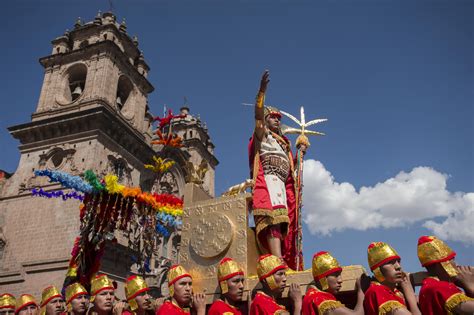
left=302, top=160, right=474, bottom=245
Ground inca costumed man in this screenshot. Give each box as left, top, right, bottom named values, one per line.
left=250, top=254, right=302, bottom=315
left=417, top=236, right=474, bottom=315
left=157, top=265, right=205, bottom=315
left=39, top=286, right=64, bottom=315
left=363, top=242, right=420, bottom=315
left=249, top=70, right=307, bottom=270
left=302, top=251, right=365, bottom=315
left=65, top=283, right=88, bottom=315
left=15, top=294, right=38, bottom=315
left=123, top=276, right=154, bottom=315
left=0, top=294, right=16, bottom=315
left=90, top=274, right=116, bottom=315
left=208, top=258, right=245, bottom=315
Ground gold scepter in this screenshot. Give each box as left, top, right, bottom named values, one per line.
left=280, top=106, right=327, bottom=271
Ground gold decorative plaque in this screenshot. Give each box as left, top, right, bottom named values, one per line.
left=190, top=212, right=234, bottom=258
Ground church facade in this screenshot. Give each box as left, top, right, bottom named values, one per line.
left=0, top=12, right=217, bottom=297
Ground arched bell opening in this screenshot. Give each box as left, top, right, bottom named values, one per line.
left=116, top=75, right=133, bottom=111
left=64, top=63, right=87, bottom=103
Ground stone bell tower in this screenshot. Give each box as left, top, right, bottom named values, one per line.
left=0, top=12, right=158, bottom=297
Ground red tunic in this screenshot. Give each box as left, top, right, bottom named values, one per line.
left=419, top=276, right=473, bottom=315
left=250, top=292, right=288, bottom=315
left=208, top=299, right=242, bottom=315
left=302, top=287, right=343, bottom=315
left=155, top=301, right=190, bottom=315
left=249, top=133, right=302, bottom=271
left=363, top=282, right=406, bottom=315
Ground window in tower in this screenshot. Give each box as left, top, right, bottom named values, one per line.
left=116, top=75, right=133, bottom=111
left=64, top=63, right=87, bottom=103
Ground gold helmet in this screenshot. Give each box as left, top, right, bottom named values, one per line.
left=65, top=283, right=88, bottom=311
left=40, top=286, right=62, bottom=315
left=125, top=276, right=149, bottom=311
left=0, top=294, right=16, bottom=310
left=312, top=251, right=343, bottom=291
left=15, top=294, right=38, bottom=315
left=256, top=254, right=287, bottom=290
left=367, top=242, right=400, bottom=282
left=217, top=258, right=244, bottom=294
left=417, top=236, right=457, bottom=277
left=167, top=265, right=192, bottom=297
left=90, top=274, right=114, bottom=302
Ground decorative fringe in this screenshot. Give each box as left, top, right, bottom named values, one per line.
left=318, top=300, right=344, bottom=315
left=444, top=292, right=474, bottom=315
left=378, top=301, right=405, bottom=315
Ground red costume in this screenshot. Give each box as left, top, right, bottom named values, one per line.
left=249, top=125, right=300, bottom=271
left=302, top=287, right=343, bottom=315
left=363, top=282, right=406, bottom=315
left=302, top=251, right=345, bottom=315
left=208, top=299, right=242, bottom=315
left=417, top=236, right=474, bottom=315
left=250, top=292, right=287, bottom=315
left=364, top=242, right=407, bottom=315
left=250, top=255, right=289, bottom=314
left=419, top=277, right=473, bottom=315
left=156, top=301, right=190, bottom=315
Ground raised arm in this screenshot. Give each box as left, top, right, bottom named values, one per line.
left=254, top=70, right=269, bottom=141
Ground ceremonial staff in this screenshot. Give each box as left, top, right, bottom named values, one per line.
left=281, top=107, right=327, bottom=270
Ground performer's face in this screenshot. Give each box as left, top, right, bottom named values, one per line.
left=326, top=271, right=343, bottom=294
left=265, top=114, right=281, bottom=133
left=45, top=297, right=65, bottom=315
left=70, top=294, right=89, bottom=315
left=94, top=289, right=114, bottom=313
left=380, top=259, right=403, bottom=284
left=135, top=292, right=153, bottom=311
left=225, top=274, right=245, bottom=302
left=272, top=269, right=287, bottom=293
left=0, top=307, right=15, bottom=315
left=173, top=277, right=193, bottom=306
left=18, top=305, right=38, bottom=315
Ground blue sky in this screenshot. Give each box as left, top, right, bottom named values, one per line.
left=1, top=0, right=472, bottom=275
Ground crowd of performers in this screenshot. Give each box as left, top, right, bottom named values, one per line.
left=1, top=235, right=473, bottom=315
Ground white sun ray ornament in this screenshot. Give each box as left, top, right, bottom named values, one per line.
left=280, top=106, right=327, bottom=137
